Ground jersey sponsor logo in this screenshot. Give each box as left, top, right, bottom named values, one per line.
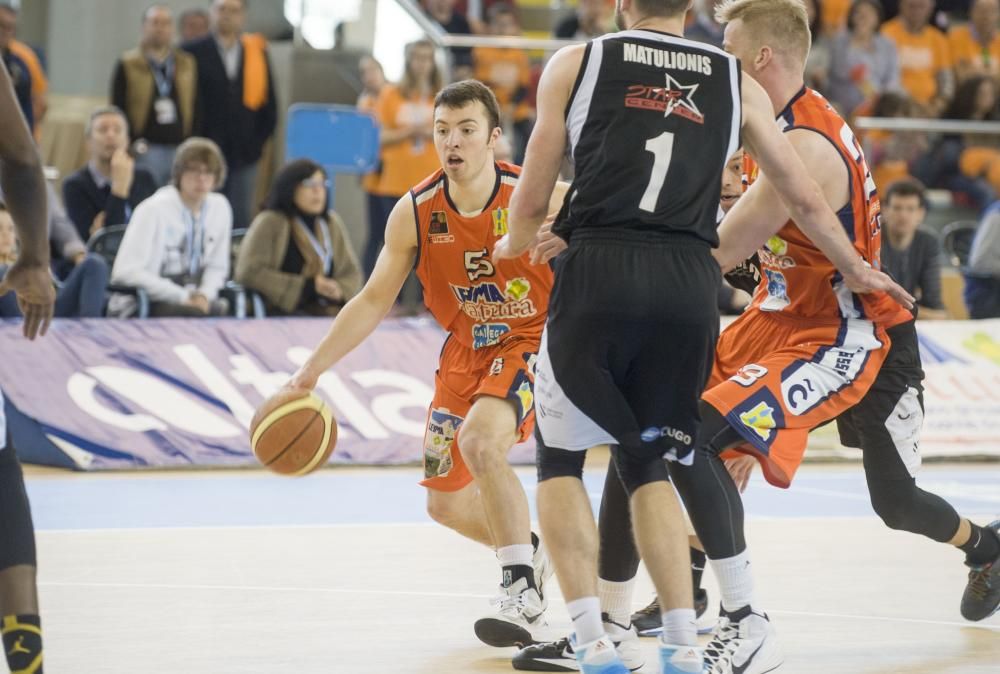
left=738, top=401, right=777, bottom=442
left=730, top=363, right=768, bottom=387
left=622, top=43, right=713, bottom=76
left=489, top=357, right=505, bottom=376
left=640, top=425, right=693, bottom=446
left=473, top=323, right=511, bottom=350
left=423, top=408, right=463, bottom=478
left=762, top=269, right=791, bottom=309
left=428, top=211, right=455, bottom=244
left=760, top=235, right=796, bottom=269
left=624, top=73, right=705, bottom=125
left=464, top=248, right=496, bottom=281
left=450, top=279, right=538, bottom=323
left=492, top=207, right=509, bottom=236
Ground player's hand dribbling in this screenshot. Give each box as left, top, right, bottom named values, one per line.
left=0, top=260, right=56, bottom=340
left=843, top=266, right=915, bottom=310
left=285, top=368, right=319, bottom=393
left=724, top=454, right=756, bottom=494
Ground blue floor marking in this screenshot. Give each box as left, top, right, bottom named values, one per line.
left=25, top=466, right=1000, bottom=531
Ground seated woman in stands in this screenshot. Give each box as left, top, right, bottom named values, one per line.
left=0, top=202, right=108, bottom=318
left=235, top=159, right=362, bottom=316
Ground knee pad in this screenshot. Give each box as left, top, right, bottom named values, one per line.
left=536, top=442, right=587, bottom=482
left=612, top=444, right=670, bottom=495
left=0, top=442, right=37, bottom=570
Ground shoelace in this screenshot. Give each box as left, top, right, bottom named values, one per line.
left=491, top=589, right=531, bottom=615
left=967, top=563, right=995, bottom=601
left=702, top=617, right=739, bottom=668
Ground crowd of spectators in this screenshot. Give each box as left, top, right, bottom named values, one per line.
left=0, top=0, right=998, bottom=320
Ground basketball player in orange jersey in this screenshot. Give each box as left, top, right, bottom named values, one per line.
left=0, top=59, right=57, bottom=674
left=288, top=80, right=567, bottom=648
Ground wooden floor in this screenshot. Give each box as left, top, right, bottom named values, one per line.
left=25, top=464, right=1000, bottom=673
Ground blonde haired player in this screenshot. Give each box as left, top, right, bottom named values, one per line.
left=287, top=80, right=568, bottom=649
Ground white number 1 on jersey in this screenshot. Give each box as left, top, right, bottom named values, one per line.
left=640, top=131, right=675, bottom=213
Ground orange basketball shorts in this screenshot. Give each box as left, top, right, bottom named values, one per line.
left=420, top=334, right=538, bottom=492
left=703, top=309, right=890, bottom=488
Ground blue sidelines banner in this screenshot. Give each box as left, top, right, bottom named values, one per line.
left=0, top=318, right=536, bottom=470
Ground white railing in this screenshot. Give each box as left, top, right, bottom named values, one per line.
left=854, top=117, right=1000, bottom=135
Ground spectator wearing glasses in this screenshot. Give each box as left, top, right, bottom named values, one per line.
left=236, top=159, right=362, bottom=316
left=110, top=137, right=232, bottom=317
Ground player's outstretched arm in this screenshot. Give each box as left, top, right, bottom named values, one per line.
left=497, top=46, right=583, bottom=259
left=0, top=62, right=54, bottom=339
left=288, top=196, right=418, bottom=390
left=732, top=76, right=914, bottom=308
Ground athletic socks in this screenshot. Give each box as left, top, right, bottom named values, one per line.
left=2, top=615, right=42, bottom=674
left=598, top=577, right=636, bottom=626
left=498, top=543, right=537, bottom=590
left=961, top=522, right=1000, bottom=566
left=710, top=549, right=756, bottom=612
left=660, top=608, right=698, bottom=647
left=567, top=596, right=604, bottom=645
left=690, top=547, right=706, bottom=591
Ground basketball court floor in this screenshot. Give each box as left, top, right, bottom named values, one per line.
left=25, top=459, right=1000, bottom=673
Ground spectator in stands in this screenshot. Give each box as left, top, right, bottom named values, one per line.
left=110, top=137, right=231, bottom=317
left=949, top=0, right=1000, bottom=82
left=554, top=0, right=611, bottom=40
left=867, top=92, right=927, bottom=187
left=0, top=3, right=46, bottom=135
left=881, top=0, right=954, bottom=114
left=0, top=4, right=34, bottom=131
left=357, top=55, right=386, bottom=244
left=804, top=0, right=833, bottom=92
left=941, top=75, right=1000, bottom=203
left=828, top=0, right=901, bottom=116
left=475, top=3, right=533, bottom=163
left=880, top=179, right=947, bottom=318
left=423, top=0, right=473, bottom=79
left=235, top=159, right=362, bottom=316
left=822, top=0, right=854, bottom=35
left=965, top=198, right=1000, bottom=317
left=365, top=39, right=441, bottom=278
left=184, top=0, right=277, bottom=230
left=0, top=203, right=108, bottom=318
left=685, top=0, right=725, bottom=49
left=111, top=5, right=200, bottom=188
left=62, top=106, right=157, bottom=242
left=179, top=8, right=211, bottom=43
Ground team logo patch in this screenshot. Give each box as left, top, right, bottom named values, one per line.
left=473, top=322, right=510, bottom=350
left=522, top=352, right=538, bottom=376
left=765, top=235, right=788, bottom=256
left=739, top=402, right=777, bottom=443
left=428, top=211, right=455, bottom=244
left=624, top=73, right=704, bottom=124
left=492, top=208, right=509, bottom=236
left=763, top=269, right=790, bottom=309
left=423, top=408, right=463, bottom=478
left=760, top=235, right=796, bottom=269
left=505, top=277, right=531, bottom=301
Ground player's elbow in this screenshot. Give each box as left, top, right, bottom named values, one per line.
left=1, top=140, right=42, bottom=174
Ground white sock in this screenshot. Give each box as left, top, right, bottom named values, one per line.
left=660, top=608, right=698, bottom=647
left=598, top=577, right=636, bottom=627
left=710, top=550, right=755, bottom=612
left=566, top=596, right=605, bottom=645
left=496, top=544, right=534, bottom=567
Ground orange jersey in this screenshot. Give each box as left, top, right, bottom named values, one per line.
left=412, top=161, right=553, bottom=350
left=949, top=24, right=1000, bottom=79
left=744, top=88, right=911, bottom=329
left=880, top=19, right=951, bottom=105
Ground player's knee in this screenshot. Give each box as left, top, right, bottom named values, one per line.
left=612, top=445, right=670, bottom=495
left=458, top=428, right=508, bottom=475
left=425, top=490, right=462, bottom=529
left=537, top=442, right=586, bottom=482
left=0, top=447, right=37, bottom=571
left=869, top=484, right=915, bottom=532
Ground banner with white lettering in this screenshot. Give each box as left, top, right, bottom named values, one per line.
left=0, top=319, right=997, bottom=470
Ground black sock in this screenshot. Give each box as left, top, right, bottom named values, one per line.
left=530, top=531, right=540, bottom=553
left=502, top=564, right=537, bottom=591
left=961, top=523, right=1000, bottom=566
left=2, top=615, right=43, bottom=674
left=690, top=547, right=707, bottom=591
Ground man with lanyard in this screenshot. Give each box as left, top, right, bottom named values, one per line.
left=111, top=4, right=199, bottom=186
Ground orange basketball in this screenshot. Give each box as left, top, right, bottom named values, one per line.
left=249, top=389, right=337, bottom=476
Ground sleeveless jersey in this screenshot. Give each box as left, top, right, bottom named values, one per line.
left=744, top=88, right=912, bottom=328
left=556, top=29, right=741, bottom=244
left=412, top=161, right=554, bottom=350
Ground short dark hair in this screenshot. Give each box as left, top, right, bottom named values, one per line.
left=635, top=0, right=690, bottom=18
left=883, top=178, right=927, bottom=209
left=85, top=105, right=129, bottom=138
left=847, top=0, right=885, bottom=32
left=264, top=159, right=327, bottom=216
left=172, top=137, right=227, bottom=188
left=434, top=80, right=502, bottom=132
left=487, top=1, right=518, bottom=24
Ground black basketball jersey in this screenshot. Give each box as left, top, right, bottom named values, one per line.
left=556, top=29, right=742, bottom=245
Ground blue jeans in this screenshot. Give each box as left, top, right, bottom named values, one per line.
left=135, top=142, right=177, bottom=188
left=0, top=254, right=109, bottom=318
left=222, top=162, right=259, bottom=230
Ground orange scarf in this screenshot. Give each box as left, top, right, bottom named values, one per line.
left=241, top=33, right=268, bottom=111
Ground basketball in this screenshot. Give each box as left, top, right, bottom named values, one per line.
left=249, top=389, right=337, bottom=476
